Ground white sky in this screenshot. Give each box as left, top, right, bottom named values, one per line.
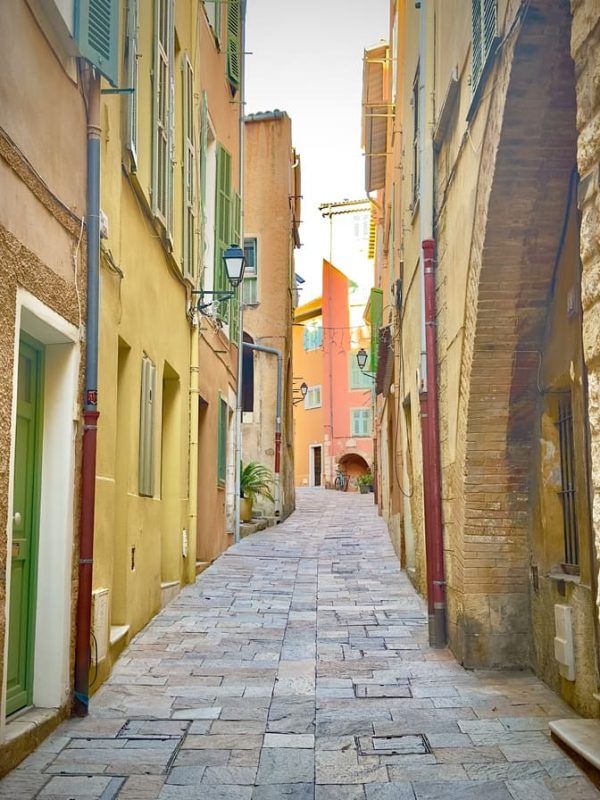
left=245, top=0, right=389, bottom=301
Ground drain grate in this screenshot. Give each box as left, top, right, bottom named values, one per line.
left=359, top=734, right=430, bottom=756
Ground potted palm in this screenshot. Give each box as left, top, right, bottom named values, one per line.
left=356, top=471, right=374, bottom=494
left=240, top=461, right=274, bottom=522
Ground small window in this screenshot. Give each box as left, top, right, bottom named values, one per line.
left=182, top=54, right=196, bottom=280
left=556, top=394, right=579, bottom=568
left=124, top=0, right=139, bottom=171
left=411, top=65, right=420, bottom=206
left=351, top=407, right=372, bottom=438
left=304, top=386, right=322, bottom=410
left=350, top=353, right=373, bottom=390
left=303, top=322, right=323, bottom=351
left=139, top=356, right=156, bottom=496
left=217, top=396, right=228, bottom=486
left=152, top=0, right=174, bottom=232
left=242, top=238, right=258, bottom=305
left=204, top=0, right=221, bottom=45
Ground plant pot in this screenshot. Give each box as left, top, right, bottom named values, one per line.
left=359, top=484, right=370, bottom=494
left=240, top=496, right=253, bottom=522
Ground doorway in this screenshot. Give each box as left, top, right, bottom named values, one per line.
left=310, top=444, right=322, bottom=487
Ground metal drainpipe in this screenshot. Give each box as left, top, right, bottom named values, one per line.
left=418, top=0, right=447, bottom=647
left=233, top=0, right=247, bottom=545
left=243, top=342, right=283, bottom=517
left=74, top=67, right=101, bottom=716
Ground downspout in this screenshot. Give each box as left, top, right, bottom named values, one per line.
left=418, top=1, right=447, bottom=647
left=74, top=66, right=101, bottom=716
left=187, top=321, right=199, bottom=582
left=233, top=0, right=247, bottom=544
left=243, top=342, right=283, bottom=517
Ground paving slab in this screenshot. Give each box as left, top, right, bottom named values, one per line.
left=0, top=489, right=598, bottom=799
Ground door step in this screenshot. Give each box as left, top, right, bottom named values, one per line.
left=549, top=719, right=600, bottom=788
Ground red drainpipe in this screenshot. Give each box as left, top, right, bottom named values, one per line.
left=419, top=239, right=447, bottom=647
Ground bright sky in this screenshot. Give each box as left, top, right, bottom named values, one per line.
left=245, top=0, right=389, bottom=301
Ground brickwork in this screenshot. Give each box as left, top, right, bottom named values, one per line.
left=449, top=0, right=578, bottom=666
left=572, top=0, right=600, bottom=639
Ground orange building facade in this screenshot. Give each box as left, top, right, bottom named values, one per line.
left=293, top=261, right=373, bottom=489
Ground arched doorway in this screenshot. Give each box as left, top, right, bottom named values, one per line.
left=337, top=452, right=370, bottom=491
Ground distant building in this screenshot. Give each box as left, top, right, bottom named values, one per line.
left=242, top=111, right=301, bottom=522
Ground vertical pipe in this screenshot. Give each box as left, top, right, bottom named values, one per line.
left=74, top=68, right=101, bottom=717
left=420, top=239, right=447, bottom=647
left=187, top=323, right=199, bottom=582
left=233, top=0, right=247, bottom=545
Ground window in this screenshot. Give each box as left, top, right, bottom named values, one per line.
left=412, top=65, right=420, bottom=206
left=204, top=0, right=221, bottom=46
left=226, top=0, right=241, bottom=94
left=182, top=54, right=196, bottom=280
left=351, top=408, right=372, bottom=438
left=125, top=0, right=139, bottom=171
left=471, top=0, right=498, bottom=93
left=303, top=322, right=323, bottom=351
left=217, top=395, right=228, bottom=486
left=557, top=395, right=579, bottom=568
left=139, top=356, right=156, bottom=496
left=152, top=0, right=174, bottom=232
left=350, top=354, right=373, bottom=390
left=242, top=238, right=258, bottom=305
left=304, top=386, right=321, bottom=410
left=242, top=333, right=254, bottom=412
left=74, top=0, right=119, bottom=87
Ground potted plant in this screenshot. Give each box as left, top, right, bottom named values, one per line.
left=240, top=461, right=274, bottom=522
left=356, top=471, right=374, bottom=494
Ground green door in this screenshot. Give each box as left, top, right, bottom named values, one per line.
left=6, top=336, right=43, bottom=716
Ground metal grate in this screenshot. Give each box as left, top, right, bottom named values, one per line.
left=556, top=395, right=579, bottom=567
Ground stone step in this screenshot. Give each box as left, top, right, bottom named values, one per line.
left=549, top=718, right=600, bottom=788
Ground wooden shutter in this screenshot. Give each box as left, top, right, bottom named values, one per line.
left=200, top=91, right=209, bottom=272
left=152, top=0, right=173, bottom=230
left=139, top=356, right=156, bottom=497
left=226, top=0, right=241, bottom=93
left=471, top=0, right=482, bottom=90
left=75, top=0, right=119, bottom=87
left=229, top=191, right=241, bottom=339
left=472, top=0, right=497, bottom=92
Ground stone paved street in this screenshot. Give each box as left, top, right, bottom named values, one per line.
left=1, top=489, right=598, bottom=799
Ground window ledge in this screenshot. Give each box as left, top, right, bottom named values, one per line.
left=547, top=570, right=581, bottom=585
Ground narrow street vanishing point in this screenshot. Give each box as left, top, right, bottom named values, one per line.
left=1, top=490, right=598, bottom=800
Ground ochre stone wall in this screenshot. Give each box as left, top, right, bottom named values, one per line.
left=573, top=0, right=600, bottom=640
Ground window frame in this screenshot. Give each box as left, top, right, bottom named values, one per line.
left=152, top=0, right=174, bottom=234
left=304, top=385, right=322, bottom=410
left=349, top=353, right=374, bottom=390
left=124, top=0, right=139, bottom=172
left=217, top=395, right=228, bottom=487
left=139, top=355, right=156, bottom=497
left=182, top=53, right=196, bottom=281
left=242, top=237, right=258, bottom=306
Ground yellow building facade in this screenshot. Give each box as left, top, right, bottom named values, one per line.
left=369, top=0, right=600, bottom=720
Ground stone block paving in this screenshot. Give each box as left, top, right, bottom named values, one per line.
left=1, top=488, right=598, bottom=799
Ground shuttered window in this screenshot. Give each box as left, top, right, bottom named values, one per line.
left=182, top=54, right=196, bottom=280
left=472, top=0, right=498, bottom=93
left=304, top=386, right=322, bottom=410
left=139, top=356, right=156, bottom=497
left=412, top=66, right=420, bottom=206
left=204, top=0, right=221, bottom=46
left=351, top=408, right=372, bottom=438
left=152, top=0, right=174, bottom=234
left=74, top=0, right=119, bottom=87
left=557, top=395, right=579, bottom=568
left=217, top=396, right=228, bottom=486
left=226, top=0, right=241, bottom=94
left=303, top=322, right=323, bottom=351
left=350, top=354, right=373, bottom=390
left=214, top=145, right=240, bottom=339
left=124, top=0, right=138, bottom=171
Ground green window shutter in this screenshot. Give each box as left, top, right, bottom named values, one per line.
left=226, top=0, right=241, bottom=93
left=229, top=191, right=241, bottom=339
left=368, top=288, right=383, bottom=372
left=139, top=356, right=156, bottom=497
left=75, top=0, right=119, bottom=87
left=350, top=354, right=373, bottom=390
left=152, top=0, right=173, bottom=228
left=217, top=396, right=228, bottom=485
left=351, top=408, right=372, bottom=438
left=199, top=91, right=209, bottom=273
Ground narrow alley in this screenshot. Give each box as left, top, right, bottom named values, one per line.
left=0, top=490, right=597, bottom=800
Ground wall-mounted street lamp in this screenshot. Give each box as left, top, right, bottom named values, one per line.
left=191, top=244, right=246, bottom=314
left=293, top=381, right=309, bottom=405
left=356, top=348, right=375, bottom=379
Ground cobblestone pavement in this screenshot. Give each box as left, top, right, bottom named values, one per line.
left=2, top=488, right=598, bottom=799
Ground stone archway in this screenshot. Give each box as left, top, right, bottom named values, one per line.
left=338, top=451, right=370, bottom=490
left=452, top=0, right=578, bottom=668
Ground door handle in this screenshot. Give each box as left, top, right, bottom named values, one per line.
left=13, top=511, right=22, bottom=526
